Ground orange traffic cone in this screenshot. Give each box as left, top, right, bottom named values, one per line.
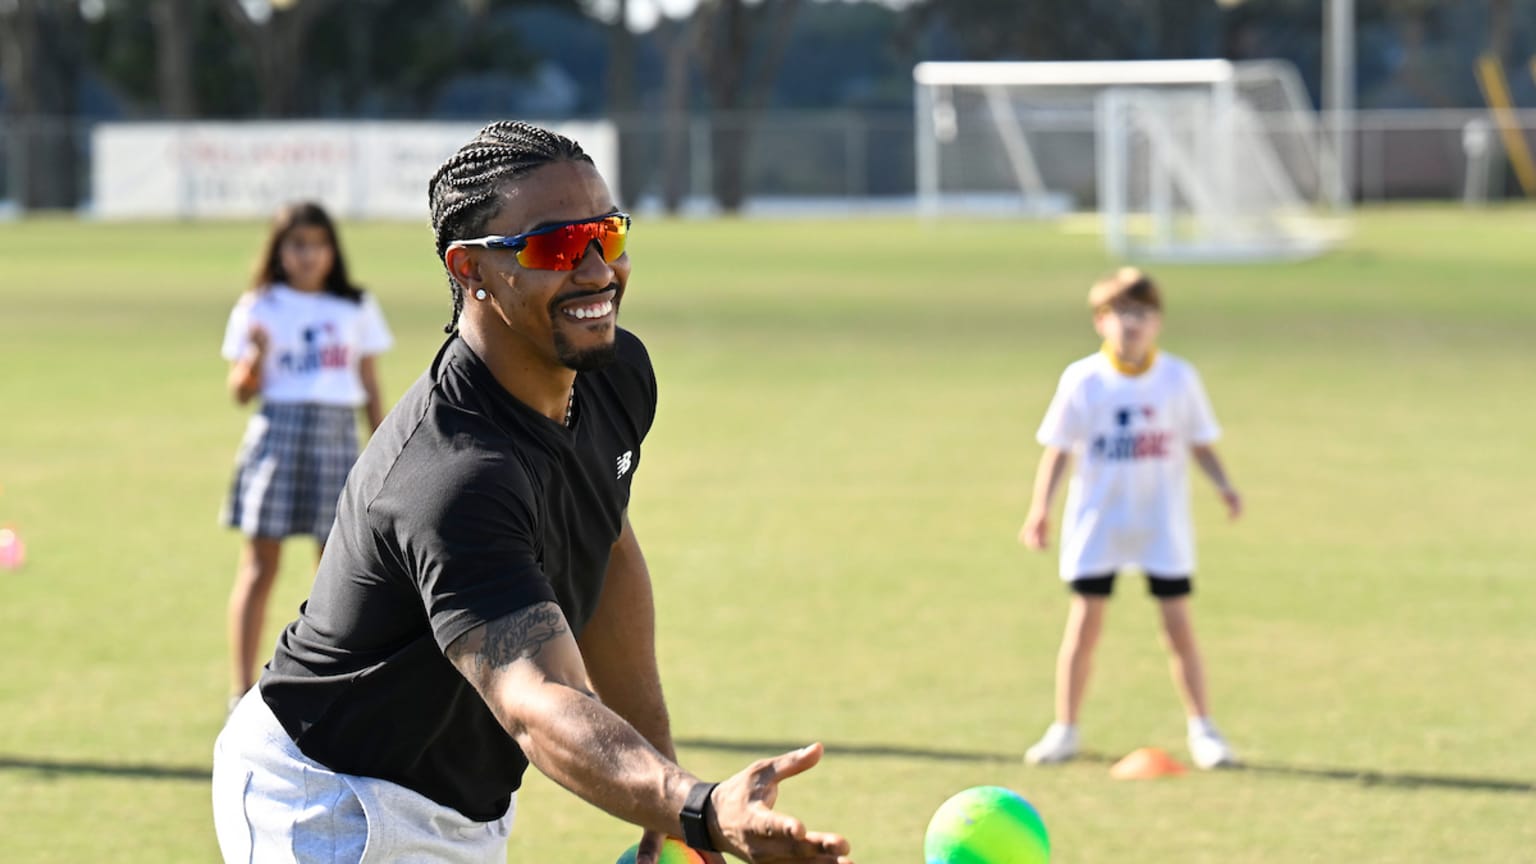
left=1109, top=747, right=1186, bottom=779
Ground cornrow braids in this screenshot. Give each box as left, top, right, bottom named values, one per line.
left=428, top=121, right=594, bottom=333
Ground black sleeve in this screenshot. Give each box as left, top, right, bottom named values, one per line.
left=384, top=451, right=558, bottom=655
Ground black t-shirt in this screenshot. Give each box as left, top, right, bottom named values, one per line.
left=259, top=329, right=657, bottom=822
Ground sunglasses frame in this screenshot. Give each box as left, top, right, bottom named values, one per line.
left=451, top=212, right=631, bottom=271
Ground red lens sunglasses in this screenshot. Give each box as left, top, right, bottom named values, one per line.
left=451, top=212, right=630, bottom=271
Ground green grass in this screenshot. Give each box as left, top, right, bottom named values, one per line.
left=1, top=206, right=1534, bottom=862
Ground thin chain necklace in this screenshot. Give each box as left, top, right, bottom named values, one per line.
left=563, top=382, right=575, bottom=427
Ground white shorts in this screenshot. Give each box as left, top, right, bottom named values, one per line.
left=213, top=690, right=514, bottom=863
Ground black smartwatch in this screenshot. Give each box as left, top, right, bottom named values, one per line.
left=680, top=780, right=719, bottom=852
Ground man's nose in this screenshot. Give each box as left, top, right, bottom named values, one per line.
left=571, top=240, right=615, bottom=283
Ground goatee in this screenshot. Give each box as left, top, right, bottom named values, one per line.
left=554, top=328, right=617, bottom=372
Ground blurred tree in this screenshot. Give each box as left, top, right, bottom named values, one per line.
left=904, top=0, right=1222, bottom=61
left=1487, top=0, right=1512, bottom=63
left=85, top=0, right=256, bottom=117
left=149, top=0, right=196, bottom=116
left=295, top=0, right=579, bottom=115
left=1222, top=0, right=1508, bottom=108
left=1380, top=0, right=1456, bottom=107
left=695, top=0, right=803, bottom=212
left=772, top=1, right=911, bottom=109
left=214, top=0, right=343, bottom=116
left=0, top=0, right=85, bottom=209
left=606, top=0, right=636, bottom=113
left=82, top=0, right=573, bottom=117
left=656, top=11, right=703, bottom=213
left=592, top=0, right=647, bottom=207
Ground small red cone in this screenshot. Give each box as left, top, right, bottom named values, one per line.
left=1110, top=746, right=1187, bottom=779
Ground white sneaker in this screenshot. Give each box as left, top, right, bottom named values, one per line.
left=1025, top=724, right=1079, bottom=765
left=1188, top=728, right=1237, bottom=769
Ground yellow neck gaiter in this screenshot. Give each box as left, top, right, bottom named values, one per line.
left=1101, top=342, right=1158, bottom=377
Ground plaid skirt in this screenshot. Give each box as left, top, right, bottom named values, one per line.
left=222, top=402, right=359, bottom=541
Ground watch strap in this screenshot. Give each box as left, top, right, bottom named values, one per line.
left=680, top=780, right=719, bottom=852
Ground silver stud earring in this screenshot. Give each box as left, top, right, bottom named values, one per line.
left=474, top=289, right=487, bottom=300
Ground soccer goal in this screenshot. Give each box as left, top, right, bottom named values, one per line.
left=913, top=59, right=1349, bottom=261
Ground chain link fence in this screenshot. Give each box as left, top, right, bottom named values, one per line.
left=0, top=109, right=1532, bottom=217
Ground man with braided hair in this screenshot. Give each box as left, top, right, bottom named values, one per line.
left=213, top=121, right=855, bottom=864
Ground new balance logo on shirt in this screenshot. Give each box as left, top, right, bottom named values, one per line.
left=616, top=450, right=633, bottom=479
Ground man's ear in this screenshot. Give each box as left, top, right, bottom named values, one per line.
left=443, top=246, right=481, bottom=293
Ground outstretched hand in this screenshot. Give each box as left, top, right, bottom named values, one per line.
left=708, top=743, right=853, bottom=864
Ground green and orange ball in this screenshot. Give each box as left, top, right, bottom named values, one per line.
left=924, top=785, right=1050, bottom=864
left=615, top=836, right=708, bottom=864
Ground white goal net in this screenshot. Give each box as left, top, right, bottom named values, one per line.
left=913, top=60, right=1348, bottom=261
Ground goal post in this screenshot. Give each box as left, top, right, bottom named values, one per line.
left=913, top=59, right=1349, bottom=261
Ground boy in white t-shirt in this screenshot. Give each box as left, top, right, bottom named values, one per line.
left=1019, top=268, right=1242, bottom=769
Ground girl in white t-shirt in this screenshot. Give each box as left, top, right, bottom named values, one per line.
left=220, top=202, right=393, bottom=703
left=1019, top=268, right=1242, bottom=770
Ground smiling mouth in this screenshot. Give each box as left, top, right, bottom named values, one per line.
left=561, top=297, right=614, bottom=321
left=555, top=285, right=619, bottom=324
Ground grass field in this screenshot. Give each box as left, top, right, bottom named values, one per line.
left=1, top=206, right=1533, bottom=863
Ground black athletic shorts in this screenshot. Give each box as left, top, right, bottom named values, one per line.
left=1070, top=571, right=1192, bottom=598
